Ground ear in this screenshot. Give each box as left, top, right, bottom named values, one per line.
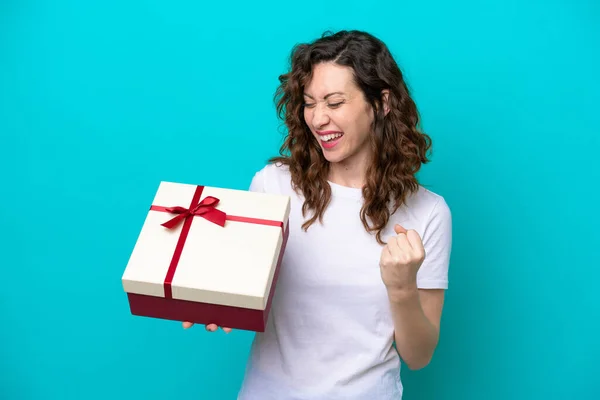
left=381, top=89, right=390, bottom=116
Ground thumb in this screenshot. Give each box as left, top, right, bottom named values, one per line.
left=394, top=224, right=408, bottom=234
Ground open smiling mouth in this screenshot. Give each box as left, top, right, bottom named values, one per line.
left=318, top=132, right=344, bottom=149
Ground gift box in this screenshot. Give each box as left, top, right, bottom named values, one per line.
left=121, top=181, right=291, bottom=332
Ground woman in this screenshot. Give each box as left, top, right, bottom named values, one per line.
left=185, top=30, right=452, bottom=399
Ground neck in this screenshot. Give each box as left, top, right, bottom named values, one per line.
left=327, top=153, right=370, bottom=189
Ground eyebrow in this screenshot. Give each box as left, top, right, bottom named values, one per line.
left=303, top=91, right=345, bottom=99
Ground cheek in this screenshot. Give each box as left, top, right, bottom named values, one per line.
left=303, top=108, right=312, bottom=126
left=332, top=110, right=351, bottom=131
left=336, top=111, right=363, bottom=138
left=357, top=109, right=374, bottom=135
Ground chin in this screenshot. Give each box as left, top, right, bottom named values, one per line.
left=321, top=150, right=346, bottom=164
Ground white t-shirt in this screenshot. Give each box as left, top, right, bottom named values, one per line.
left=237, top=163, right=452, bottom=400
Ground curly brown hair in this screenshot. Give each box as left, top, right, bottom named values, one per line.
left=269, top=30, right=432, bottom=244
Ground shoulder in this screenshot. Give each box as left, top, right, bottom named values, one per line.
left=248, top=161, right=292, bottom=195
left=407, top=187, right=453, bottom=288
left=404, top=185, right=451, bottom=221
left=399, top=185, right=452, bottom=242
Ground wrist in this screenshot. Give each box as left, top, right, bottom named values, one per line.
left=386, top=283, right=419, bottom=304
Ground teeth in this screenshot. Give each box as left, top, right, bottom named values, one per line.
left=321, top=133, right=343, bottom=142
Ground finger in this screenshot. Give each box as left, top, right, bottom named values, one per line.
left=205, top=324, right=218, bottom=332
left=394, top=224, right=408, bottom=234
left=221, top=327, right=232, bottom=333
left=395, top=232, right=413, bottom=252
left=380, top=243, right=393, bottom=265
left=183, top=321, right=194, bottom=329
left=406, top=230, right=425, bottom=255
left=385, top=237, right=398, bottom=258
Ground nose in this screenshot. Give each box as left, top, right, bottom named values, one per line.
left=310, top=103, right=330, bottom=129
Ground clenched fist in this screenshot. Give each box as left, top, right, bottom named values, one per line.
left=379, top=224, right=426, bottom=294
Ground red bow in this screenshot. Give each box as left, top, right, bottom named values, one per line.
left=160, top=196, right=226, bottom=229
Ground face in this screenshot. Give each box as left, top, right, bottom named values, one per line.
left=303, top=62, right=375, bottom=166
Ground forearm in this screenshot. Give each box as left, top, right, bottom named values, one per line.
left=388, top=286, right=439, bottom=370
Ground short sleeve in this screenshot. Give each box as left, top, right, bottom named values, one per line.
left=248, top=167, right=266, bottom=193
left=416, top=196, right=452, bottom=289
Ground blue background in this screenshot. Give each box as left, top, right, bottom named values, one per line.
left=1, top=0, right=599, bottom=399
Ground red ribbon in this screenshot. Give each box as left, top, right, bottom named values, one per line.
left=149, top=185, right=284, bottom=299
left=151, top=195, right=226, bottom=229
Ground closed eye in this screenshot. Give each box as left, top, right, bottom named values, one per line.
left=328, top=102, right=344, bottom=108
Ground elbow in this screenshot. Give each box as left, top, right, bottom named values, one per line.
left=404, top=356, right=432, bottom=371
left=402, top=349, right=435, bottom=370
left=395, top=331, right=440, bottom=370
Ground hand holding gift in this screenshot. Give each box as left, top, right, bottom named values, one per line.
left=182, top=321, right=231, bottom=333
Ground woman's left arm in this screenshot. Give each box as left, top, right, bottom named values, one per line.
left=379, top=214, right=450, bottom=370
